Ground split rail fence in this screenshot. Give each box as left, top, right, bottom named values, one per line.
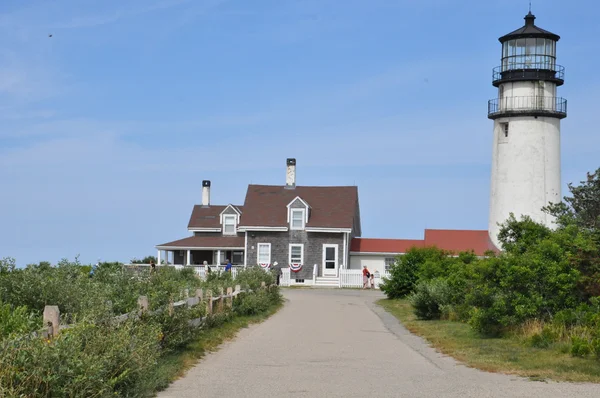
left=27, top=282, right=275, bottom=340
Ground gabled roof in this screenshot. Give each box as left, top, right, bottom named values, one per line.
left=239, top=185, right=358, bottom=229
left=350, top=238, right=424, bottom=254
left=188, top=205, right=244, bottom=229
left=157, top=235, right=244, bottom=249
left=351, top=230, right=499, bottom=257
left=423, top=229, right=498, bottom=256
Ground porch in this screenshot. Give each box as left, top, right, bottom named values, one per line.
left=156, top=235, right=246, bottom=267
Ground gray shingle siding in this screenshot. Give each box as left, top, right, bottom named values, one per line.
left=246, top=231, right=345, bottom=280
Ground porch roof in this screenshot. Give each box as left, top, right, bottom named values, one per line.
left=156, top=235, right=245, bottom=250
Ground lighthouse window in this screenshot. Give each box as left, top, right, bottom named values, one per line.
left=502, top=123, right=509, bottom=138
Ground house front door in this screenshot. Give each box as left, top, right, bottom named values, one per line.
left=322, top=244, right=338, bottom=277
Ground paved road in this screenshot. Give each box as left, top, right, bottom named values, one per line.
left=158, top=289, right=599, bottom=398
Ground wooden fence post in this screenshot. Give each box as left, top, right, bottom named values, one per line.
left=261, top=281, right=266, bottom=289
left=168, top=299, right=174, bottom=316
left=226, top=287, right=233, bottom=309
left=43, top=306, right=60, bottom=337
left=206, top=290, right=213, bottom=315
left=137, top=296, right=149, bottom=315
left=196, top=288, right=203, bottom=302
left=218, top=287, right=224, bottom=313
left=184, top=289, right=189, bottom=298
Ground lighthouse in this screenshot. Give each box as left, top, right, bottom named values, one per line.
left=488, top=11, right=567, bottom=249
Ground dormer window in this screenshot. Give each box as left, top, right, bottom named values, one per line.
left=223, top=215, right=237, bottom=235
left=290, top=209, right=305, bottom=230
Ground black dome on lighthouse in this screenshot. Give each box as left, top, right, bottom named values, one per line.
left=499, top=12, right=560, bottom=42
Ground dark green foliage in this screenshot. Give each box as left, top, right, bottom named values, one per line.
left=408, top=279, right=451, bottom=320
left=0, top=256, right=281, bottom=396
left=382, top=168, right=600, bottom=358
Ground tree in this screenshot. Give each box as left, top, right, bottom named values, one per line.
left=543, top=168, right=600, bottom=236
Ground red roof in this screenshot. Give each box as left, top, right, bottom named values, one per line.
left=238, top=185, right=359, bottom=229
left=351, top=230, right=498, bottom=256
left=350, top=238, right=425, bottom=253
left=157, top=235, right=244, bottom=249
left=424, top=229, right=498, bottom=256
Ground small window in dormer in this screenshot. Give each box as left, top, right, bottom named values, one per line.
left=223, top=215, right=236, bottom=235
left=290, top=209, right=305, bottom=230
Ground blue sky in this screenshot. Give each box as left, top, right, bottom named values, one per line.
left=1, top=0, right=598, bottom=266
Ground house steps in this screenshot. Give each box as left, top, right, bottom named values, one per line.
left=314, top=276, right=340, bottom=287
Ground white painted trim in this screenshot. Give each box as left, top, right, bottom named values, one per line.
left=244, top=231, right=248, bottom=267
left=156, top=246, right=244, bottom=250
left=290, top=208, right=306, bottom=230
left=219, top=204, right=242, bottom=223
left=343, top=232, right=347, bottom=269
left=157, top=250, right=161, bottom=265
left=186, top=249, right=191, bottom=266
left=188, top=228, right=222, bottom=232
left=222, top=214, right=237, bottom=235
left=286, top=196, right=310, bottom=210
left=237, top=226, right=289, bottom=232
left=257, top=243, right=271, bottom=265
left=322, top=244, right=339, bottom=277
left=305, top=227, right=352, bottom=233
left=288, top=243, right=304, bottom=265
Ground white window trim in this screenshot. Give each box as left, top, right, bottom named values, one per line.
left=290, top=208, right=306, bottom=230
left=288, top=243, right=304, bottom=265
left=223, top=214, right=237, bottom=235
left=257, top=243, right=271, bottom=265
left=219, top=204, right=241, bottom=223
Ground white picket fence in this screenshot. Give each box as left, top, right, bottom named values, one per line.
left=126, top=264, right=240, bottom=280
left=279, top=267, right=389, bottom=289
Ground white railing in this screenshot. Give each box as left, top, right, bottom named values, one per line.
left=339, top=269, right=390, bottom=289
left=280, top=268, right=291, bottom=287
left=312, top=263, right=318, bottom=284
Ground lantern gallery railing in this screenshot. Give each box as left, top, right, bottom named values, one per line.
left=488, top=96, right=567, bottom=119
left=492, top=63, right=565, bottom=86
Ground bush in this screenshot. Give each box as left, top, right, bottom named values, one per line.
left=0, top=301, right=39, bottom=338
left=0, top=319, right=161, bottom=397
left=409, top=279, right=452, bottom=320
left=571, top=336, right=592, bottom=357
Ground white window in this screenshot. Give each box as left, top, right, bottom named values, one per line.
left=257, top=243, right=271, bottom=265
left=289, top=244, right=304, bottom=264
left=223, top=215, right=236, bottom=235
left=384, top=257, right=396, bottom=271
left=290, top=209, right=305, bottom=230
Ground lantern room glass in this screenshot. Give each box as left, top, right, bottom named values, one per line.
left=501, top=38, right=556, bottom=71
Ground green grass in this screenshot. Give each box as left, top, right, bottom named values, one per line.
left=140, top=303, right=283, bottom=396
left=378, top=299, right=600, bottom=383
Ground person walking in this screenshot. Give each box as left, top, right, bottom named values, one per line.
left=225, top=259, right=232, bottom=273
left=362, top=266, right=371, bottom=289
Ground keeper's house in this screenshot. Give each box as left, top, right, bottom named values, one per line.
left=157, top=159, right=496, bottom=286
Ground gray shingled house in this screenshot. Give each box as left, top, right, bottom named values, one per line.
left=156, top=159, right=362, bottom=283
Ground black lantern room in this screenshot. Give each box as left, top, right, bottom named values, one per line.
left=492, top=12, right=564, bottom=87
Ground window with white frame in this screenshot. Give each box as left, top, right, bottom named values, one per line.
left=290, top=209, right=305, bottom=230
left=289, top=244, right=304, bottom=264
left=257, top=243, right=271, bottom=265
left=384, top=257, right=396, bottom=271
left=223, top=215, right=237, bottom=235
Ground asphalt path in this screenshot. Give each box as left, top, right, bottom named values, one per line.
left=158, top=289, right=600, bottom=398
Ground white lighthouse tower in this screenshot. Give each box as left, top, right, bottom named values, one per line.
left=488, top=11, right=567, bottom=249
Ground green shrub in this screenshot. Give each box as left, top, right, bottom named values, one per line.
left=571, top=336, right=592, bottom=357
left=530, top=327, right=558, bottom=349
left=0, top=301, right=39, bottom=338
left=409, top=279, right=452, bottom=320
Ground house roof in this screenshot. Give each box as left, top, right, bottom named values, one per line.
left=157, top=235, right=245, bottom=249
left=350, top=238, right=425, bottom=254
left=238, top=185, right=359, bottom=229
left=423, top=229, right=498, bottom=256
left=351, top=229, right=499, bottom=257
left=188, top=205, right=243, bottom=229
